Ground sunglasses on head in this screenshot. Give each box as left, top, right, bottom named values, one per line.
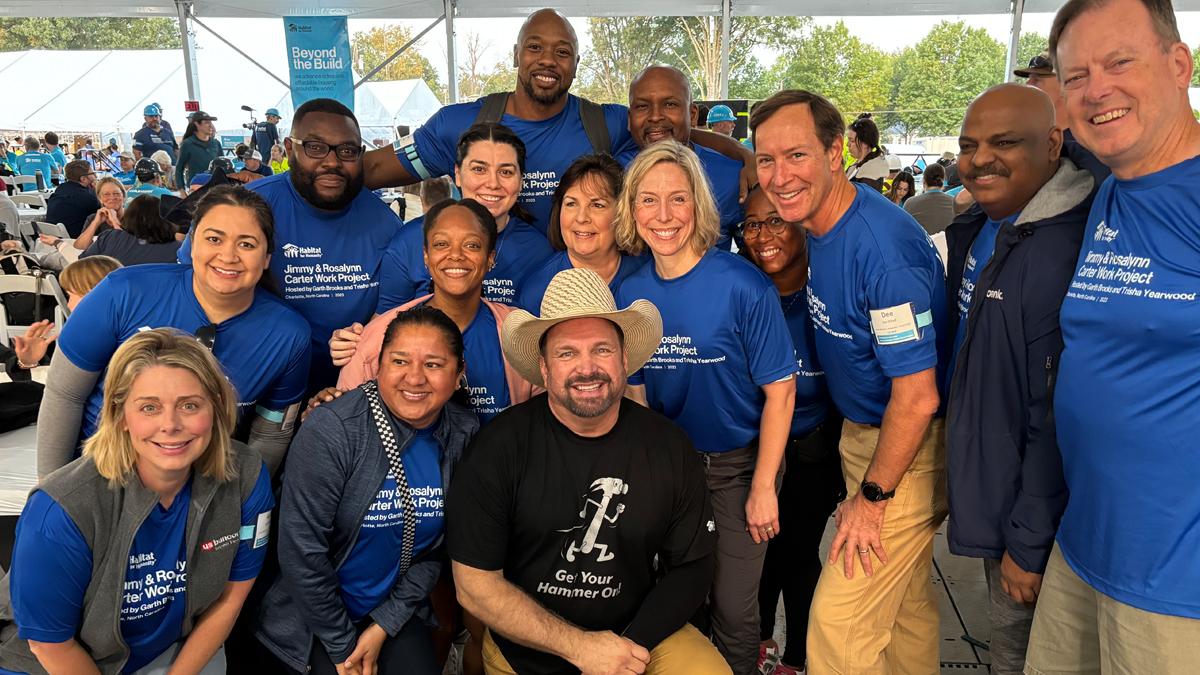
left=195, top=323, right=217, bottom=351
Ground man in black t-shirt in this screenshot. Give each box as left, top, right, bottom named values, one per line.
left=448, top=269, right=729, bottom=675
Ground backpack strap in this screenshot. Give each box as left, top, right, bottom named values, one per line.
left=474, top=92, right=511, bottom=125
left=577, top=97, right=611, bottom=155
left=361, top=380, right=418, bottom=578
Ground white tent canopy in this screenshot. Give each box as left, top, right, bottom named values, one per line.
left=0, top=49, right=441, bottom=143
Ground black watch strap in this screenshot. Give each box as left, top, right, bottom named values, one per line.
left=860, top=480, right=896, bottom=502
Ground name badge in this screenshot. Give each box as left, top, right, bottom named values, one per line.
left=869, top=303, right=932, bottom=345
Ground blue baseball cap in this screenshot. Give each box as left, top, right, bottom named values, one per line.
left=265, top=108, right=281, bottom=117
left=143, top=104, right=162, bottom=117
left=707, top=105, right=736, bottom=124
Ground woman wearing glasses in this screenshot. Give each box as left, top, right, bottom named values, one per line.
left=614, top=141, right=798, bottom=675
left=37, top=185, right=312, bottom=479
left=373, top=123, right=553, bottom=312
left=739, top=187, right=845, bottom=675
left=0, top=329, right=274, bottom=675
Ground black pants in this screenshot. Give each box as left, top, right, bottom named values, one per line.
left=758, top=419, right=845, bottom=667
left=307, top=618, right=439, bottom=675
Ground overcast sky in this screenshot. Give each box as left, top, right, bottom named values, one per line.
left=194, top=12, right=1200, bottom=96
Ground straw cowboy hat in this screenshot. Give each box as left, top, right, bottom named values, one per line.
left=501, top=268, right=663, bottom=388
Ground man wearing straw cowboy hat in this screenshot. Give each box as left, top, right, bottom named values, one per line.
left=447, top=268, right=731, bottom=675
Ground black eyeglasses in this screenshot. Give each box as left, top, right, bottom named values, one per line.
left=288, top=137, right=365, bottom=162
left=738, top=216, right=790, bottom=240
left=195, top=323, right=217, bottom=351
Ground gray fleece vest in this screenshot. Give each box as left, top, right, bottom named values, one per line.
left=0, top=441, right=264, bottom=675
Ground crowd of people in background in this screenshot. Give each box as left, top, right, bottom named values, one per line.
left=0, top=0, right=1197, bottom=674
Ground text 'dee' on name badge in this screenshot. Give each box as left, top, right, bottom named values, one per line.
left=869, top=303, right=930, bottom=346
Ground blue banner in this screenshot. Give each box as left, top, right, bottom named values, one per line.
left=284, top=16, right=354, bottom=112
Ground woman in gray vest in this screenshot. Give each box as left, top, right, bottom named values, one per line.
left=256, top=306, right=479, bottom=675
left=0, top=328, right=274, bottom=675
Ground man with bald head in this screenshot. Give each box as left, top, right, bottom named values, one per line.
left=362, top=10, right=751, bottom=235
left=943, top=82, right=1095, bottom=675
left=624, top=66, right=744, bottom=250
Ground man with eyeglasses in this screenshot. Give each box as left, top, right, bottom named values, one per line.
left=1014, top=50, right=1109, bottom=182
left=751, top=90, right=948, bottom=674
left=44, top=160, right=101, bottom=238
left=177, top=98, right=400, bottom=391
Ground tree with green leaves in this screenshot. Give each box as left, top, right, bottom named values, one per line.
left=769, top=21, right=894, bottom=120
left=1016, top=31, right=1049, bottom=74
left=351, top=25, right=443, bottom=96
left=0, top=18, right=181, bottom=50
left=1192, top=46, right=1200, bottom=86
left=672, top=16, right=807, bottom=100
left=892, top=21, right=1006, bottom=136
left=576, top=17, right=681, bottom=104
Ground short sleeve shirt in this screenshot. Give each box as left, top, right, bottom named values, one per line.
left=1055, top=157, right=1200, bottom=618
left=8, top=466, right=273, bottom=670
left=394, top=95, right=638, bottom=233
left=447, top=396, right=715, bottom=675
left=516, top=251, right=646, bottom=313
left=805, top=183, right=948, bottom=424
left=617, top=249, right=798, bottom=452
left=58, top=264, right=311, bottom=441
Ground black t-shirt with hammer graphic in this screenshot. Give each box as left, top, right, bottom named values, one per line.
left=447, top=393, right=716, bottom=674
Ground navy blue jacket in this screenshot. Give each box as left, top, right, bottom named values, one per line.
left=944, top=159, right=1094, bottom=574
left=256, top=387, right=479, bottom=670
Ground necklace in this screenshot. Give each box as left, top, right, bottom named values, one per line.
left=781, top=290, right=803, bottom=315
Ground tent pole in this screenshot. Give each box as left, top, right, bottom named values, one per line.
left=445, top=0, right=458, bottom=104
left=188, top=11, right=291, bottom=90
left=176, top=0, right=201, bottom=101
left=719, top=0, right=731, bottom=99
left=355, top=14, right=446, bottom=88
left=1005, top=0, right=1026, bottom=83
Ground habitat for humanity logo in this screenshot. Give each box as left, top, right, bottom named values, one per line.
left=287, top=23, right=312, bottom=33
left=282, top=243, right=322, bottom=258
left=1094, top=220, right=1118, bottom=243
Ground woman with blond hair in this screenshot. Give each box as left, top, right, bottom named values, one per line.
left=615, top=140, right=798, bottom=675
left=0, top=329, right=274, bottom=675
left=73, top=177, right=128, bottom=251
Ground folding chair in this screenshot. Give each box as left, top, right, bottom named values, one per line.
left=9, top=175, right=39, bottom=192
left=0, top=266, right=68, bottom=348
left=10, top=194, right=45, bottom=209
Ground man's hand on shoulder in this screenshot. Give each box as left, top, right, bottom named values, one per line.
left=570, top=631, right=650, bottom=675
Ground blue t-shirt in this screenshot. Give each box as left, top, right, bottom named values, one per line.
left=14, top=152, right=53, bottom=190
left=375, top=213, right=552, bottom=313
left=948, top=216, right=1005, bottom=389
left=806, top=184, right=947, bottom=425
left=1055, top=157, right=1200, bottom=618
left=781, top=289, right=829, bottom=438
left=394, top=94, right=637, bottom=233
left=617, top=143, right=743, bottom=250
left=618, top=249, right=798, bottom=452
left=133, top=124, right=177, bottom=162
left=113, top=170, right=137, bottom=187
left=59, top=264, right=311, bottom=442
left=126, top=182, right=175, bottom=202
left=8, top=465, right=273, bottom=673
left=516, top=250, right=646, bottom=313
left=338, top=427, right=443, bottom=622
left=460, top=303, right=511, bottom=423
left=48, top=147, right=67, bottom=174
left=177, top=173, right=402, bottom=388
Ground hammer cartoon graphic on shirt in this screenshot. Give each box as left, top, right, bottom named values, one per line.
left=560, top=477, right=629, bottom=563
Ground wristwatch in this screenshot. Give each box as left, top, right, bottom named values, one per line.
left=860, top=480, right=896, bottom=502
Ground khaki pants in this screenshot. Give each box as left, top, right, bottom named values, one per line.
left=1024, top=544, right=1200, bottom=675
left=481, top=624, right=732, bottom=675
left=807, top=419, right=947, bottom=675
